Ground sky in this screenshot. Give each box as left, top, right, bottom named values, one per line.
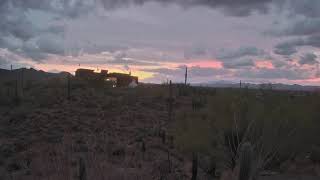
left=1, top=0, right=320, bottom=85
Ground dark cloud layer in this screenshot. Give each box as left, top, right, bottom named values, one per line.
left=98, top=0, right=274, bottom=16
left=272, top=19, right=320, bottom=37
left=300, top=53, right=318, bottom=65
left=217, top=47, right=265, bottom=60
left=236, top=68, right=313, bottom=80
left=287, top=0, right=320, bottom=18
left=274, top=35, right=320, bottom=56
left=223, top=58, right=255, bottom=69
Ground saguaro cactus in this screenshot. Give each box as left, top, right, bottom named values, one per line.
left=67, top=73, right=71, bottom=100
left=20, top=69, right=24, bottom=98
left=167, top=80, right=174, bottom=121
left=185, top=66, right=188, bottom=85
left=79, top=157, right=87, bottom=180
left=239, top=142, right=253, bottom=180
left=167, top=149, right=172, bottom=173
left=141, top=140, right=146, bottom=159
left=14, top=70, right=20, bottom=104
left=191, top=152, right=198, bottom=180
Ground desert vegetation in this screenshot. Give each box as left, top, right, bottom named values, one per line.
left=0, top=74, right=320, bottom=179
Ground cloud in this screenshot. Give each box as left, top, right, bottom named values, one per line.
left=0, top=0, right=94, bottom=61
left=184, top=45, right=208, bottom=59
left=286, top=0, right=320, bottom=18
left=107, top=58, right=159, bottom=66
left=19, top=41, right=48, bottom=61
left=300, top=53, right=318, bottom=65
left=0, top=9, right=37, bottom=42
left=273, top=40, right=299, bottom=56
left=268, top=18, right=320, bottom=37
left=188, top=66, right=229, bottom=77
left=105, top=50, right=159, bottom=66
left=36, top=36, right=65, bottom=55
left=223, top=58, right=255, bottom=69
left=143, top=67, right=184, bottom=76
left=274, top=35, right=320, bottom=56
left=0, top=49, right=33, bottom=68
left=98, top=0, right=274, bottom=17
left=0, top=56, right=9, bottom=66
left=143, top=65, right=228, bottom=77
left=236, top=68, right=313, bottom=80
left=43, top=25, right=65, bottom=36
left=217, top=47, right=265, bottom=60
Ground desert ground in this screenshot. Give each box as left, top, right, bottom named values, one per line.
left=0, top=77, right=320, bottom=180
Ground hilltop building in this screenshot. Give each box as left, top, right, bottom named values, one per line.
left=75, top=68, right=138, bottom=87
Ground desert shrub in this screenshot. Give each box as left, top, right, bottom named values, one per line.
left=173, top=87, right=320, bottom=175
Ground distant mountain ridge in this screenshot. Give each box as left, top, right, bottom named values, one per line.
left=0, top=68, right=69, bottom=83
left=193, top=81, right=320, bottom=91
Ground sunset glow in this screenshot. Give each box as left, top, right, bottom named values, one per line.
left=255, top=61, right=274, bottom=69
left=1, top=0, right=320, bottom=85
left=187, top=60, right=223, bottom=69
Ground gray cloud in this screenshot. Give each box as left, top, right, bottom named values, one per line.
left=273, top=41, right=299, bottom=56
left=43, top=25, right=65, bottom=36
left=300, top=53, right=318, bottom=65
left=184, top=45, right=208, bottom=59
left=188, top=66, right=229, bottom=77
left=36, top=36, right=65, bottom=55
left=19, top=41, right=48, bottom=61
left=272, top=59, right=288, bottom=68
left=98, top=0, right=274, bottom=17
left=144, top=65, right=229, bottom=77
left=143, top=67, right=184, bottom=76
left=269, top=18, right=320, bottom=37
left=104, top=50, right=159, bottom=66
left=0, top=56, right=9, bottom=66
left=0, top=9, right=37, bottom=42
left=236, top=68, right=312, bottom=80
left=274, top=35, right=320, bottom=56
left=107, top=59, right=159, bottom=66
left=223, top=58, right=255, bottom=69
left=217, top=47, right=265, bottom=60
left=286, top=0, right=320, bottom=18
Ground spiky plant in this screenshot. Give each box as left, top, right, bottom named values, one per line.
left=185, top=66, right=188, bottom=85
left=79, top=157, right=87, bottom=180
left=167, top=80, right=174, bottom=121
left=67, top=74, right=71, bottom=100
left=191, top=152, right=198, bottom=180
left=239, top=142, right=253, bottom=180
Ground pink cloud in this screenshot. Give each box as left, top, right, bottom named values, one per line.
left=187, top=60, right=223, bottom=69
left=255, top=60, right=274, bottom=69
